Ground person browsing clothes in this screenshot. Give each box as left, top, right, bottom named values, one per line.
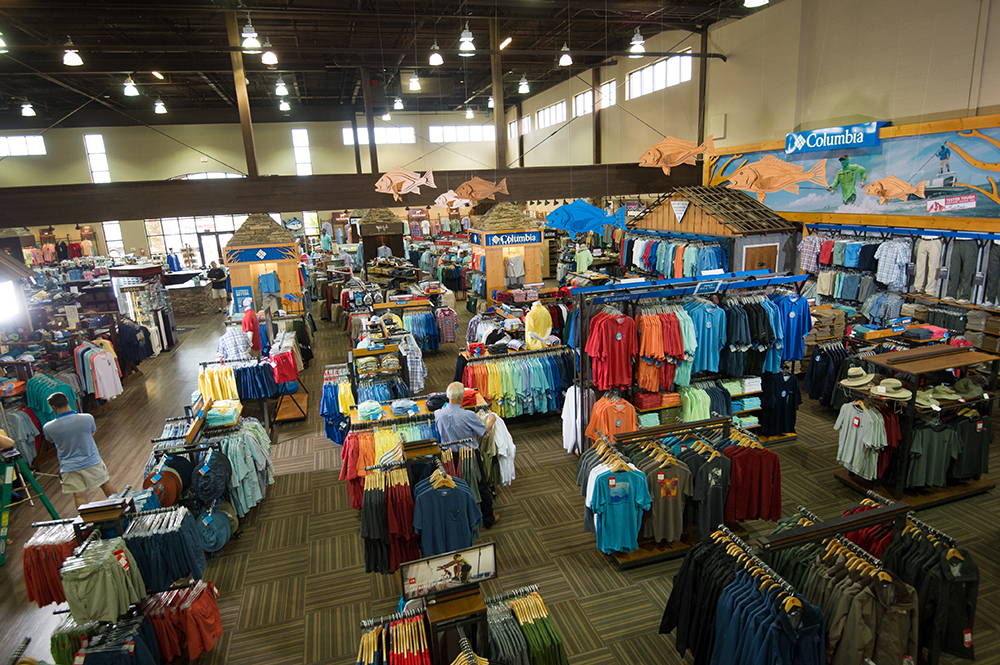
left=206, top=261, right=229, bottom=313
left=42, top=393, right=114, bottom=508
left=435, top=382, right=496, bottom=444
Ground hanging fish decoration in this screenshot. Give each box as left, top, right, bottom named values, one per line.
left=454, top=176, right=508, bottom=204
left=374, top=168, right=437, bottom=201
left=545, top=199, right=627, bottom=234
left=639, top=135, right=717, bottom=175
left=434, top=190, right=472, bottom=208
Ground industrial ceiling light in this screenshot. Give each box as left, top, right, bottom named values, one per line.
left=260, top=38, right=278, bottom=66
left=123, top=76, right=139, bottom=96
left=153, top=98, right=167, bottom=114
left=558, top=43, right=572, bottom=67
left=487, top=96, right=494, bottom=109
left=744, top=0, right=769, bottom=6
left=393, top=97, right=404, bottom=110
left=629, top=27, right=645, bottom=57
left=465, top=107, right=474, bottom=119
left=62, top=37, right=83, bottom=66
left=151, top=70, right=164, bottom=80
left=278, top=99, right=291, bottom=111
left=518, top=74, right=529, bottom=94
left=241, top=18, right=261, bottom=53
left=498, top=37, right=512, bottom=50
left=0, top=31, right=8, bottom=54
left=20, top=102, right=35, bottom=117
left=382, top=111, right=391, bottom=121
left=428, top=41, right=443, bottom=66
left=274, top=78, right=289, bottom=96
left=408, top=73, right=421, bottom=92
left=458, top=22, right=475, bottom=56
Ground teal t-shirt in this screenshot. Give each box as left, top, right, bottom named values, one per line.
left=591, top=469, right=651, bottom=554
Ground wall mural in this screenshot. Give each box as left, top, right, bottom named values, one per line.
left=707, top=126, right=1000, bottom=218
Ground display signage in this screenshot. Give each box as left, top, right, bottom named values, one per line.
left=481, top=231, right=542, bottom=247
left=224, top=246, right=297, bottom=263
left=670, top=200, right=690, bottom=223
left=359, top=221, right=405, bottom=236
left=927, top=194, right=976, bottom=213
left=785, top=121, right=882, bottom=155
left=400, top=543, right=496, bottom=601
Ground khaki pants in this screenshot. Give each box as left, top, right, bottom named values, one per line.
left=913, top=238, right=942, bottom=294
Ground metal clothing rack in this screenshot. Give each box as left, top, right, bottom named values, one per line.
left=793, top=504, right=885, bottom=567
left=363, top=460, right=408, bottom=472
left=460, top=345, right=571, bottom=363
left=485, top=584, right=540, bottom=605
left=359, top=606, right=425, bottom=629
left=755, top=500, right=911, bottom=559
left=716, top=524, right=797, bottom=594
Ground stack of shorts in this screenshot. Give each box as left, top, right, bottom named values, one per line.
left=142, top=581, right=223, bottom=662
left=60, top=537, right=146, bottom=622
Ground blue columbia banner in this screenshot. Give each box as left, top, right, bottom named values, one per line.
left=785, top=121, right=882, bottom=155
left=225, top=246, right=297, bottom=263
left=484, top=231, right=541, bottom=246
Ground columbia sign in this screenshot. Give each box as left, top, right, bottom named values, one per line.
left=485, top=231, right=542, bottom=246
left=785, top=121, right=882, bottom=155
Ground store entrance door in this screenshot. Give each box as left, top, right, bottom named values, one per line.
left=199, top=232, right=234, bottom=266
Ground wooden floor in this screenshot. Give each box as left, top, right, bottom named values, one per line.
left=2, top=308, right=998, bottom=664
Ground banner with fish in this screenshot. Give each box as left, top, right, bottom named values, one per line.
left=707, top=124, right=1000, bottom=218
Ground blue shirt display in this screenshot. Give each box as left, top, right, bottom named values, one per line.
left=412, top=478, right=482, bottom=556
left=684, top=301, right=727, bottom=373
left=590, top=469, right=651, bottom=554
left=774, top=294, right=812, bottom=361
left=42, top=410, right=102, bottom=472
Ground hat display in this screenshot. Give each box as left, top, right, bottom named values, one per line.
left=930, top=384, right=961, bottom=401
left=915, top=389, right=939, bottom=409
left=840, top=366, right=875, bottom=388
left=870, top=378, right=912, bottom=400
left=953, top=377, right=984, bottom=400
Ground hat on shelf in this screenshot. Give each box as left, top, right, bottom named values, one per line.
left=870, top=378, right=912, bottom=401
left=358, top=400, right=384, bottom=421
left=930, top=384, right=962, bottom=401
left=425, top=393, right=448, bottom=411
left=915, top=389, right=939, bottom=409
left=953, top=377, right=985, bottom=400
left=840, top=366, right=875, bottom=388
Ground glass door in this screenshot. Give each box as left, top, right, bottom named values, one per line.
left=199, top=234, right=220, bottom=266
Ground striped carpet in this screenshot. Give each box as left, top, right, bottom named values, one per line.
left=198, top=306, right=999, bottom=665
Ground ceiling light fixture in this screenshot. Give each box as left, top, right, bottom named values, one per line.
left=241, top=17, right=261, bottom=53
left=629, top=27, right=646, bottom=57
left=123, top=76, right=139, bottom=96
left=20, top=102, right=35, bottom=117
left=558, top=43, right=572, bottom=67
left=394, top=97, right=404, bottom=110
left=465, top=107, right=474, bottom=119
left=498, top=37, right=512, bottom=50
left=408, top=74, right=421, bottom=91
left=153, top=98, right=167, bottom=114
left=260, top=38, right=278, bottom=66
left=458, top=22, right=475, bottom=56
left=151, top=70, right=164, bottom=80
left=278, top=99, right=291, bottom=111
left=743, top=0, right=769, bottom=6
left=518, top=74, right=529, bottom=94
left=382, top=111, right=391, bottom=121
left=487, top=96, right=494, bottom=109
left=62, top=37, right=83, bottom=66
left=274, top=78, right=289, bottom=96
left=428, top=41, right=443, bottom=66
left=0, top=31, right=8, bottom=54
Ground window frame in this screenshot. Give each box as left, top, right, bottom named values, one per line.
left=626, top=49, right=692, bottom=100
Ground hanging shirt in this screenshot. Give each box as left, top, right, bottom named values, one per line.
left=258, top=272, right=280, bottom=294
left=241, top=309, right=261, bottom=352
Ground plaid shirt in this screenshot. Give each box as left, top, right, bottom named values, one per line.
left=217, top=328, right=251, bottom=361
left=399, top=333, right=426, bottom=393
left=874, top=240, right=912, bottom=290
left=798, top=235, right=823, bottom=274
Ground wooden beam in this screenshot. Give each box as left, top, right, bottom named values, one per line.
left=592, top=67, right=602, bottom=164
left=359, top=67, right=379, bottom=174
left=224, top=11, right=258, bottom=177
left=489, top=18, right=507, bottom=171
left=350, top=115, right=363, bottom=174
left=0, top=163, right=699, bottom=227
left=696, top=27, right=708, bottom=146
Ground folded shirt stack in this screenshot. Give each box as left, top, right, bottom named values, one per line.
left=740, top=377, right=762, bottom=394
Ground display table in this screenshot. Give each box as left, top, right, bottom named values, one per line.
left=167, top=282, right=215, bottom=317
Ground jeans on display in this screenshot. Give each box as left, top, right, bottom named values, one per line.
left=985, top=243, right=1000, bottom=304
left=914, top=237, right=942, bottom=294
left=947, top=240, right=979, bottom=301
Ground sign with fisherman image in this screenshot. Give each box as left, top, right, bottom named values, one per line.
left=709, top=122, right=1000, bottom=218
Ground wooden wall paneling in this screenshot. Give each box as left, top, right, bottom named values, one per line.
left=0, top=163, right=699, bottom=228
left=633, top=194, right=735, bottom=236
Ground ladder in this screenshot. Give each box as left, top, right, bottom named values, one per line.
left=0, top=448, right=59, bottom=566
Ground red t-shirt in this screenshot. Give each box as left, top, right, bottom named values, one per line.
left=241, top=308, right=261, bottom=352
left=584, top=312, right=637, bottom=390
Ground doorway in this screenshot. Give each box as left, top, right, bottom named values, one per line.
left=743, top=243, right=778, bottom=272
left=199, top=232, right=234, bottom=267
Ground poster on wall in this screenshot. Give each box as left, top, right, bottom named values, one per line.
left=708, top=125, right=1000, bottom=218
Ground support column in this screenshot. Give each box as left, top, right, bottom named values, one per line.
left=350, top=116, right=363, bottom=174
left=359, top=67, right=379, bottom=174
left=515, top=102, right=525, bottom=168
left=490, top=18, right=507, bottom=169
left=592, top=67, right=602, bottom=164
left=696, top=27, right=709, bottom=146
left=225, top=11, right=258, bottom=177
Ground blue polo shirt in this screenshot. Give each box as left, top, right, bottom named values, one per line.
left=434, top=403, right=486, bottom=445
left=42, top=410, right=101, bottom=472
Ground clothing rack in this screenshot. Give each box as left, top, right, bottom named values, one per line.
left=755, top=500, right=911, bottom=558
left=456, top=628, right=478, bottom=665
left=793, top=504, right=885, bottom=567
left=460, top=345, right=570, bottom=363
left=906, top=511, right=957, bottom=545
left=73, top=528, right=100, bottom=556
left=359, top=606, right=425, bottom=629
left=805, top=221, right=1000, bottom=241
left=440, top=437, right=476, bottom=449
left=717, top=524, right=797, bottom=594
left=350, top=405, right=490, bottom=432
left=363, top=460, right=408, bottom=472
left=485, top=584, right=540, bottom=604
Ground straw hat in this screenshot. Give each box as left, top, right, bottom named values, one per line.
left=930, top=384, right=961, bottom=401
left=870, top=378, right=912, bottom=401
left=915, top=389, right=939, bottom=409
left=953, top=377, right=984, bottom=400
left=840, top=366, right=874, bottom=388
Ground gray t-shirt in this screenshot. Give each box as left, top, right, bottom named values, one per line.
left=42, top=411, right=101, bottom=472
left=640, top=458, right=692, bottom=543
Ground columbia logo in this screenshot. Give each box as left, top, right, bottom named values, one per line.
left=255, top=249, right=267, bottom=259
left=791, top=134, right=807, bottom=152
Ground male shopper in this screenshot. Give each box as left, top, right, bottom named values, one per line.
left=42, top=393, right=114, bottom=508
left=207, top=261, right=229, bottom=313
left=435, top=382, right=496, bottom=444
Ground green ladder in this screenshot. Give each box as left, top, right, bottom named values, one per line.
left=0, top=448, right=59, bottom=566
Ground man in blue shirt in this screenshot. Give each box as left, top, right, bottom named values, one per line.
left=435, top=382, right=496, bottom=445
left=42, top=393, right=114, bottom=508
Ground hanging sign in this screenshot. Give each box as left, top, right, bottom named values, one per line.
left=480, top=231, right=542, bottom=247
left=784, top=121, right=882, bottom=155
left=670, top=200, right=690, bottom=224
left=926, top=194, right=976, bottom=213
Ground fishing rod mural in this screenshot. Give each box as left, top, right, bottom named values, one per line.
left=706, top=125, right=1000, bottom=218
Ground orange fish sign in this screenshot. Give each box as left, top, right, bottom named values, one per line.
left=455, top=176, right=508, bottom=204
left=725, top=155, right=827, bottom=203
left=864, top=176, right=926, bottom=204
left=638, top=135, right=717, bottom=175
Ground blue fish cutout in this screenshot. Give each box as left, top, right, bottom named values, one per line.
left=545, top=199, right=627, bottom=235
